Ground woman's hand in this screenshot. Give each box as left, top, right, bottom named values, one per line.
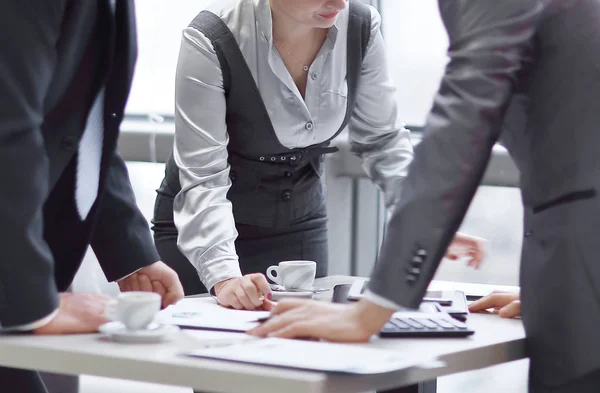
left=214, top=273, right=272, bottom=310
left=469, top=291, right=521, bottom=318
left=446, top=232, right=486, bottom=269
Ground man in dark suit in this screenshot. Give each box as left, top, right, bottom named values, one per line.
left=252, top=0, right=600, bottom=391
left=0, top=1, right=184, bottom=392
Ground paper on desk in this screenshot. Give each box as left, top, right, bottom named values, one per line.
left=186, top=337, right=438, bottom=375
left=156, top=297, right=269, bottom=332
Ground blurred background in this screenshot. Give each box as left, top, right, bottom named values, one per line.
left=72, top=1, right=526, bottom=392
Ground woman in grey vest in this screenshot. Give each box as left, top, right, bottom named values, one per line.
left=153, top=0, right=485, bottom=310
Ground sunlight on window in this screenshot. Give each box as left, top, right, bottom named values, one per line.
left=127, top=0, right=214, bottom=115
left=382, top=0, right=448, bottom=126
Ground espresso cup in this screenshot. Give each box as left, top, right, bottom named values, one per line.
left=266, top=261, right=317, bottom=290
left=105, top=292, right=161, bottom=331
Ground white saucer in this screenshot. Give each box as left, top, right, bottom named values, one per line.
left=99, top=322, right=180, bottom=343
left=271, top=291, right=313, bottom=301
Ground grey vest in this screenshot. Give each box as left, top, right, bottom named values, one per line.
left=160, top=1, right=372, bottom=228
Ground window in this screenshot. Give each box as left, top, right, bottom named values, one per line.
left=380, top=1, right=522, bottom=286
left=381, top=0, right=448, bottom=126
left=126, top=0, right=214, bottom=116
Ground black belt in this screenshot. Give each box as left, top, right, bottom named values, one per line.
left=255, top=146, right=339, bottom=165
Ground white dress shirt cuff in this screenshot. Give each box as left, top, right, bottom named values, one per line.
left=2, top=309, right=59, bottom=333
left=362, top=289, right=403, bottom=311
left=115, top=267, right=144, bottom=282
left=203, top=260, right=243, bottom=295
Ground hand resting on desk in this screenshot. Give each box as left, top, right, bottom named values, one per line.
left=214, top=273, right=273, bottom=311
left=468, top=291, right=521, bottom=318
left=117, top=261, right=184, bottom=309
left=248, top=298, right=394, bottom=342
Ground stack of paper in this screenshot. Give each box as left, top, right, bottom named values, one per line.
left=186, top=337, right=442, bottom=374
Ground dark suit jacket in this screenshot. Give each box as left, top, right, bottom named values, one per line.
left=0, top=0, right=159, bottom=330
left=368, top=0, right=600, bottom=386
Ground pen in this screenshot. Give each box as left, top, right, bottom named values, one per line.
left=253, top=315, right=272, bottom=323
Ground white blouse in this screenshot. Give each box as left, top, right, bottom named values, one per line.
left=172, top=0, right=414, bottom=291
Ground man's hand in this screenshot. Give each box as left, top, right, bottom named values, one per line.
left=118, top=261, right=184, bottom=308
left=214, top=274, right=272, bottom=310
left=248, top=299, right=394, bottom=342
left=469, top=291, right=521, bottom=318
left=34, top=293, right=111, bottom=335
left=446, top=232, right=486, bottom=269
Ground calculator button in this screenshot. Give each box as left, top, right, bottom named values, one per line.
left=381, top=322, right=399, bottom=333
left=440, top=318, right=468, bottom=329
left=390, top=319, right=411, bottom=329
left=417, top=318, right=440, bottom=329
left=398, top=318, right=425, bottom=329
left=431, top=318, right=455, bottom=329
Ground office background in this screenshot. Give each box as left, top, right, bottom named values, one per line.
left=71, top=1, right=526, bottom=392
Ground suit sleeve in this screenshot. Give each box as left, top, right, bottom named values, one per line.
left=368, top=0, right=544, bottom=308
left=90, top=151, right=160, bottom=282
left=0, top=1, right=66, bottom=329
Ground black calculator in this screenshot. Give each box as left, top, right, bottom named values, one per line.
left=332, top=284, right=475, bottom=338
left=380, top=315, right=474, bottom=338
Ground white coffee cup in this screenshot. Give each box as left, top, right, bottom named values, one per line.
left=266, top=261, right=317, bottom=290
left=105, top=292, right=161, bottom=331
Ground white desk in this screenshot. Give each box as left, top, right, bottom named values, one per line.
left=0, top=276, right=524, bottom=393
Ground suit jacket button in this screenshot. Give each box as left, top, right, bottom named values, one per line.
left=411, top=256, right=424, bottom=267
left=406, top=275, right=417, bottom=285
left=524, top=230, right=533, bottom=237
left=284, top=171, right=293, bottom=178
left=409, top=267, right=421, bottom=276
left=61, top=136, right=76, bottom=151
left=229, top=171, right=237, bottom=182
left=281, top=190, right=292, bottom=201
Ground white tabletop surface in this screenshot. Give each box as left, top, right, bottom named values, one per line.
left=0, top=276, right=525, bottom=393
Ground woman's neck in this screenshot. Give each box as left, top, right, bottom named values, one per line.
left=270, top=5, right=323, bottom=44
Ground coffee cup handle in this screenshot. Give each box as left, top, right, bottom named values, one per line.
left=266, top=266, right=281, bottom=285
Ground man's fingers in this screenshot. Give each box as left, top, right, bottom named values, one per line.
left=162, top=270, right=184, bottom=303
left=469, top=293, right=519, bottom=312
left=138, top=274, right=153, bottom=292
left=271, top=299, right=310, bottom=315
left=249, top=274, right=272, bottom=298
left=152, top=280, right=167, bottom=298
left=469, top=294, right=502, bottom=312
left=163, top=289, right=182, bottom=309
left=250, top=312, right=299, bottom=337
left=260, top=299, right=277, bottom=311
left=269, top=321, right=314, bottom=339
left=130, top=275, right=141, bottom=292
left=118, top=279, right=131, bottom=292
left=499, top=301, right=521, bottom=318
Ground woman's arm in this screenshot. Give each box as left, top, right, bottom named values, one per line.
left=172, top=26, right=243, bottom=293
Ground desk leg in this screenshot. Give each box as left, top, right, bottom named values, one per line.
left=378, top=379, right=437, bottom=393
